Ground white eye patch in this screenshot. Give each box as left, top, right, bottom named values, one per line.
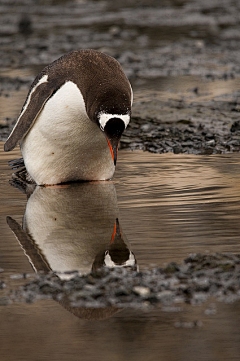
left=104, top=251, right=136, bottom=268
left=98, top=112, right=130, bottom=131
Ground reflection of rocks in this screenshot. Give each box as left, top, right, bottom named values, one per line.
left=7, top=181, right=137, bottom=320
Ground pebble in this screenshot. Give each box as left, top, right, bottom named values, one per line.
left=140, top=124, right=152, bottom=132
left=174, top=320, right=203, bottom=328
left=133, top=286, right=151, bottom=297
left=0, top=120, right=8, bottom=128
left=0, top=297, right=11, bottom=306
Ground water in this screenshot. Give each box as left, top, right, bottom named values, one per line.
left=1, top=0, right=240, bottom=357
left=1, top=146, right=240, bottom=360
left=2, top=147, right=240, bottom=275
left=115, top=151, right=240, bottom=265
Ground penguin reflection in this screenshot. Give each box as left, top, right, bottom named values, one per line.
left=7, top=181, right=137, bottom=277
left=7, top=181, right=137, bottom=320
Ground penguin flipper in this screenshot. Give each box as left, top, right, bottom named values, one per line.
left=6, top=216, right=51, bottom=273
left=4, top=78, right=58, bottom=152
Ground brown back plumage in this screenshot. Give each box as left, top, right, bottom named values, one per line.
left=4, top=49, right=132, bottom=152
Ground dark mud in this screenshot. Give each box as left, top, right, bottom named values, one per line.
left=124, top=97, right=240, bottom=155
left=1, top=0, right=240, bottom=79
left=1, top=253, right=240, bottom=310
left=1, top=0, right=240, bottom=154
left=1, top=1, right=240, bottom=311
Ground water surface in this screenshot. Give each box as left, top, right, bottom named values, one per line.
left=2, top=146, right=240, bottom=273
left=115, top=150, right=240, bottom=266
left=1, top=145, right=240, bottom=360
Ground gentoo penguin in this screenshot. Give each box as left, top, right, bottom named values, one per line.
left=7, top=182, right=137, bottom=320
left=6, top=182, right=137, bottom=277
left=4, top=49, right=133, bottom=185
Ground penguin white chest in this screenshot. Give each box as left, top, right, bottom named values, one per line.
left=21, top=81, right=114, bottom=185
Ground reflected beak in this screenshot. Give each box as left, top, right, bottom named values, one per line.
left=110, top=218, right=121, bottom=244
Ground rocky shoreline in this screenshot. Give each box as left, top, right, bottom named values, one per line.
left=1, top=0, right=240, bottom=154
left=1, top=0, right=240, bottom=311
left=1, top=253, right=240, bottom=311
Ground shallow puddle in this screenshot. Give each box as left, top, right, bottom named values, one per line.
left=2, top=146, right=240, bottom=274
left=1, top=0, right=240, bottom=357
left=115, top=150, right=240, bottom=266
left=1, top=145, right=240, bottom=360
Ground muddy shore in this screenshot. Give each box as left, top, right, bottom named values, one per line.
left=1, top=0, right=240, bottom=154
left=1, top=253, right=240, bottom=312
left=1, top=0, right=240, bottom=310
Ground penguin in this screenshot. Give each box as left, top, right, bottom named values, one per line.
left=6, top=181, right=137, bottom=320
left=7, top=182, right=137, bottom=277
left=4, top=49, right=133, bottom=185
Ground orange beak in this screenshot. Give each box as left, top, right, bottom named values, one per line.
left=103, top=118, right=125, bottom=166
left=107, top=137, right=119, bottom=166
left=110, top=218, right=121, bottom=244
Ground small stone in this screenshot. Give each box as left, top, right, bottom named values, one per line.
left=206, top=139, right=215, bottom=146
left=0, top=120, right=8, bottom=128
left=164, top=262, right=179, bottom=273
left=0, top=297, right=11, bottom=306
left=18, top=15, right=33, bottom=35
left=10, top=274, right=24, bottom=280
left=157, top=290, right=173, bottom=304
left=174, top=320, right=202, bottom=328
left=109, top=26, right=121, bottom=37
left=84, top=284, right=96, bottom=291
left=205, top=307, right=217, bottom=315
left=173, top=146, right=182, bottom=154
left=140, top=124, right=152, bottom=132
left=133, top=286, right=150, bottom=297
left=193, top=87, right=199, bottom=94
left=230, top=121, right=240, bottom=132
left=0, top=281, right=6, bottom=289
left=120, top=137, right=131, bottom=144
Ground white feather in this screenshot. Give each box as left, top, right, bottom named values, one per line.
left=104, top=251, right=136, bottom=268
left=21, top=81, right=115, bottom=185
left=23, top=183, right=119, bottom=277
left=130, top=83, right=133, bottom=106
left=98, top=112, right=130, bottom=131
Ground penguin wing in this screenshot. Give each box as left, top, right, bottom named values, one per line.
left=4, top=76, right=58, bottom=152
left=6, top=216, right=51, bottom=272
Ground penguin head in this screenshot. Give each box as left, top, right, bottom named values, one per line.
left=91, top=218, right=137, bottom=273
left=98, top=113, right=130, bottom=165
left=103, top=250, right=136, bottom=268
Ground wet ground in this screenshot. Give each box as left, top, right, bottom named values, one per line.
left=2, top=148, right=240, bottom=306
left=1, top=0, right=240, bottom=359
left=1, top=0, right=240, bottom=154
left=2, top=149, right=240, bottom=359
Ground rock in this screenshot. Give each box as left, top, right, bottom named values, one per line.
left=133, top=286, right=150, bottom=297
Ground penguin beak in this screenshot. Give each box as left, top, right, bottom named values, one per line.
left=106, top=137, right=119, bottom=166
left=110, top=218, right=121, bottom=243
left=103, top=117, right=125, bottom=166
